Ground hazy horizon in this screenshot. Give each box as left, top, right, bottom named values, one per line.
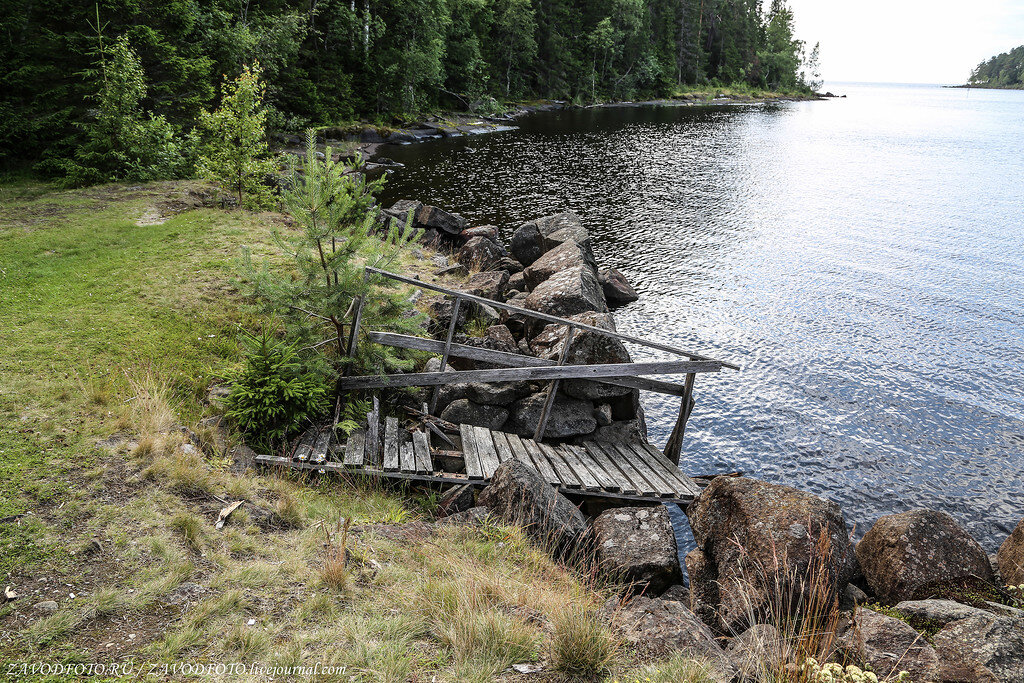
left=788, top=0, right=1024, bottom=85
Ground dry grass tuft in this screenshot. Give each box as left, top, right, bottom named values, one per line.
left=320, top=516, right=353, bottom=591
left=549, top=603, right=620, bottom=679
left=169, top=512, right=205, bottom=552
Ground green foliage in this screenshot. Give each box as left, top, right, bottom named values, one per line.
left=56, top=33, right=195, bottom=187
left=224, top=330, right=330, bottom=451
left=197, top=63, right=278, bottom=209
left=247, top=129, right=424, bottom=380
left=969, top=45, right=1024, bottom=89
left=3, top=0, right=817, bottom=174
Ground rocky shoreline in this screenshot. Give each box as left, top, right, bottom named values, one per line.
left=376, top=202, right=1024, bottom=682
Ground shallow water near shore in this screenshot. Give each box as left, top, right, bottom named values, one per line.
left=380, top=83, right=1024, bottom=551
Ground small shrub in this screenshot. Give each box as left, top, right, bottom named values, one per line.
left=320, top=517, right=353, bottom=591
left=549, top=604, right=619, bottom=678
left=223, top=330, right=329, bottom=452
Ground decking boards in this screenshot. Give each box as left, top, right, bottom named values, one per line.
left=260, top=422, right=700, bottom=503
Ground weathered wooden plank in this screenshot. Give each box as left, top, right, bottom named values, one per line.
left=459, top=424, right=484, bottom=480
left=473, top=426, right=502, bottom=478
left=564, top=443, right=619, bottom=492
left=556, top=444, right=602, bottom=491
left=429, top=296, right=462, bottom=413
left=255, top=454, right=694, bottom=502
left=400, top=441, right=415, bottom=473
left=519, top=436, right=560, bottom=484
left=364, top=267, right=739, bottom=369
left=589, top=441, right=654, bottom=496
left=365, top=396, right=380, bottom=467
left=383, top=417, right=400, bottom=472
left=336, top=359, right=722, bottom=391
left=292, top=429, right=318, bottom=462
left=637, top=442, right=702, bottom=498
left=311, top=429, right=331, bottom=464
left=664, top=373, right=696, bottom=464
left=624, top=442, right=690, bottom=498
left=412, top=430, right=433, bottom=473
left=490, top=430, right=515, bottom=463
left=343, top=430, right=366, bottom=467
left=535, top=325, right=574, bottom=442
left=367, top=332, right=689, bottom=397
left=539, top=443, right=581, bottom=489
left=579, top=442, right=631, bottom=493
left=610, top=442, right=674, bottom=498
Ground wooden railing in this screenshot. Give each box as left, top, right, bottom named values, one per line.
left=337, top=267, right=737, bottom=461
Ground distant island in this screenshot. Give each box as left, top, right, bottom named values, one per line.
left=964, top=45, right=1024, bottom=89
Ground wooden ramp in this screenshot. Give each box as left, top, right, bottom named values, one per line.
left=255, top=416, right=701, bottom=504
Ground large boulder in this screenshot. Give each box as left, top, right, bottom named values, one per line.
left=477, top=459, right=588, bottom=557
left=435, top=382, right=527, bottom=410
left=835, top=607, right=940, bottom=682
left=522, top=239, right=598, bottom=291
left=460, top=270, right=509, bottom=301
left=456, top=236, right=505, bottom=270
left=439, top=399, right=508, bottom=431
left=997, top=518, right=1024, bottom=587
left=417, top=205, right=467, bottom=235
left=856, top=509, right=994, bottom=603
left=510, top=213, right=589, bottom=266
left=523, top=265, right=607, bottom=317
left=598, top=267, right=640, bottom=307
left=685, top=477, right=856, bottom=634
left=592, top=506, right=682, bottom=595
left=895, top=598, right=997, bottom=624
left=601, top=595, right=737, bottom=680
left=529, top=312, right=633, bottom=401
left=504, top=392, right=597, bottom=440
left=933, top=615, right=1024, bottom=682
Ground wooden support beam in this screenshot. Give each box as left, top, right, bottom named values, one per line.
left=364, top=267, right=739, bottom=370
left=428, top=296, right=461, bottom=413
left=664, top=372, right=696, bottom=465
left=336, top=359, right=722, bottom=391
left=367, top=331, right=690, bottom=396
left=534, top=325, right=574, bottom=442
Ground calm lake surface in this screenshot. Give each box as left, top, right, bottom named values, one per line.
left=379, top=83, right=1024, bottom=550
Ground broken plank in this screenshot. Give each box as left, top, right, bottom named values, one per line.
left=311, top=429, right=331, bottom=465
left=412, top=430, right=433, bottom=473
left=383, top=417, right=400, bottom=472
left=472, top=426, right=502, bottom=478
left=400, top=438, right=416, bottom=473
left=459, top=423, right=484, bottom=480
left=292, top=429, right=318, bottom=462
left=343, top=430, right=366, bottom=468
left=365, top=396, right=380, bottom=467
left=490, top=430, right=515, bottom=463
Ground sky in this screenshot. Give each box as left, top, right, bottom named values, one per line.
left=787, top=0, right=1024, bottom=84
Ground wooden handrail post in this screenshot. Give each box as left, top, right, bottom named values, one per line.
left=534, top=325, right=575, bottom=442
left=664, top=372, right=696, bottom=465
left=428, top=295, right=462, bottom=414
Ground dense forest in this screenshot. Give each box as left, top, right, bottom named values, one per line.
left=0, top=0, right=817, bottom=179
left=968, top=45, right=1024, bottom=89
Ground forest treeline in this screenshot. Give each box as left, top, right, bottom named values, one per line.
left=0, top=0, right=817, bottom=174
left=968, top=46, right=1024, bottom=89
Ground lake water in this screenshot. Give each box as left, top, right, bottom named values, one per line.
left=379, top=83, right=1024, bottom=550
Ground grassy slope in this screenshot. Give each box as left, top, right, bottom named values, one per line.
left=0, top=181, right=714, bottom=681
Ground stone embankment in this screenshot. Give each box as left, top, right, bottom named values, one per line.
left=383, top=202, right=1024, bottom=682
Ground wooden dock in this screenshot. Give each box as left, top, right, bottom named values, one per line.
left=255, top=266, right=732, bottom=505
left=255, top=413, right=701, bottom=503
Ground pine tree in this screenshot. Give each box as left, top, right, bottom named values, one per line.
left=246, top=130, right=424, bottom=384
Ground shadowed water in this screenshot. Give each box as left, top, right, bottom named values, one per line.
left=379, top=83, right=1024, bottom=550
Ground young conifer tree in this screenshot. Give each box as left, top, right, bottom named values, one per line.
left=246, top=129, right=423, bottom=385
